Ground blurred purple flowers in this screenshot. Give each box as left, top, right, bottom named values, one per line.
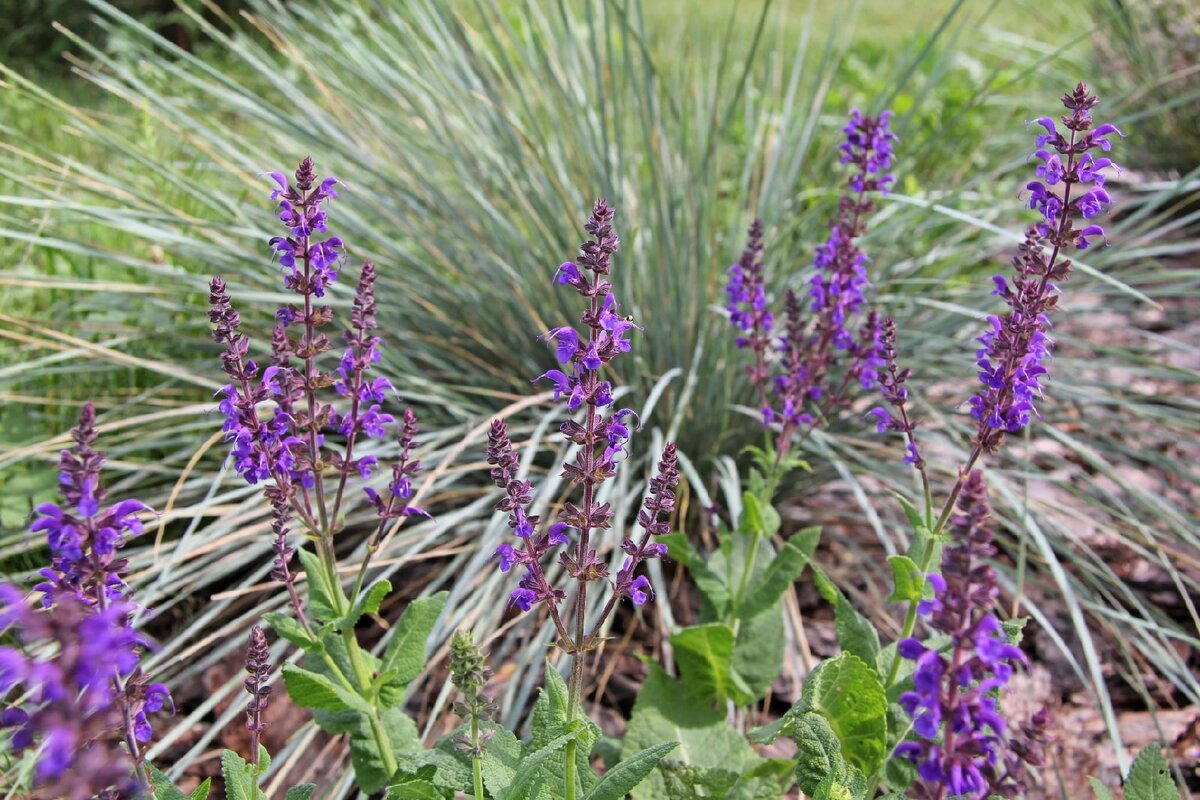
left=1, top=404, right=169, bottom=798
left=726, top=109, right=895, bottom=451
left=970, top=84, right=1119, bottom=452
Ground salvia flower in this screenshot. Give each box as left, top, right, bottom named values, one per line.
left=2, top=404, right=170, bottom=796
left=726, top=109, right=895, bottom=451
left=970, top=83, right=1120, bottom=453
left=866, top=316, right=923, bottom=468
left=894, top=472, right=1048, bottom=799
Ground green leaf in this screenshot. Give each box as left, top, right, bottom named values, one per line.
left=661, top=764, right=741, bottom=800
left=1090, top=776, right=1117, bottom=800
left=188, top=779, right=213, bottom=800
left=800, top=653, right=888, bottom=777
left=891, top=492, right=928, bottom=533
left=788, top=712, right=851, bottom=797
left=410, top=746, right=472, bottom=792
left=386, top=767, right=450, bottom=800
left=886, top=555, right=925, bottom=603
left=813, top=567, right=881, bottom=665
left=264, top=611, right=321, bottom=653
left=297, top=548, right=341, bottom=623
left=660, top=532, right=729, bottom=614
left=739, top=527, right=820, bottom=618
left=499, top=732, right=580, bottom=800
left=378, top=592, right=448, bottom=706
left=367, top=708, right=422, bottom=793
left=730, top=602, right=785, bottom=703
left=281, top=663, right=371, bottom=713
left=478, top=724, right=522, bottom=797
left=728, top=758, right=796, bottom=800
left=220, top=749, right=264, bottom=800
left=146, top=763, right=188, bottom=800
left=523, top=666, right=600, bottom=798
left=283, top=785, right=315, bottom=800
left=1124, top=745, right=1181, bottom=800
left=739, top=491, right=780, bottom=539
left=623, top=665, right=761, bottom=798
left=342, top=578, right=391, bottom=631
left=583, top=742, right=678, bottom=800
left=672, top=623, right=753, bottom=705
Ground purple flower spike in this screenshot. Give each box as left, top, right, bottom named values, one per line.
left=972, top=83, right=1120, bottom=454
left=895, top=472, right=1050, bottom=799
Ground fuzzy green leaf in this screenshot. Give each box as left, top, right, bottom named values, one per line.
left=478, top=724, right=522, bottom=797
left=788, top=712, right=851, bottom=797
left=728, top=758, right=796, bottom=800
left=283, top=785, right=315, bottom=800
left=281, top=663, right=370, bottom=713
left=739, top=491, right=781, bottom=539
left=146, top=763, right=189, bottom=800
left=378, top=592, right=448, bottom=706
left=342, top=578, right=391, bottom=631
left=188, top=780, right=213, bottom=800
left=344, top=706, right=422, bottom=793
left=731, top=602, right=785, bottom=703
left=220, top=749, right=264, bottom=800
left=813, top=568, right=881, bottom=665
left=623, top=665, right=761, bottom=798
left=1090, top=777, right=1118, bottom=800
left=264, top=612, right=321, bottom=652
left=801, top=653, right=888, bottom=776
left=499, top=731, right=580, bottom=800
left=660, top=532, right=730, bottom=614
left=1125, top=745, right=1181, bottom=800
left=672, top=623, right=753, bottom=705
left=886, top=555, right=925, bottom=603
left=386, top=768, right=449, bottom=800
left=523, top=666, right=600, bottom=797
left=891, top=492, right=928, bottom=533
left=739, top=527, right=820, bottom=618
left=296, top=548, right=341, bottom=623
left=583, top=741, right=678, bottom=800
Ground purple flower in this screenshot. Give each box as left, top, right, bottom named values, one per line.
left=972, top=83, right=1119, bottom=453
left=895, top=473, right=1046, bottom=800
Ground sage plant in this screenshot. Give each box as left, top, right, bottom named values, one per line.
left=869, top=82, right=1118, bottom=793
left=490, top=200, right=679, bottom=799
left=726, top=109, right=894, bottom=468
left=207, top=157, right=431, bottom=792
left=0, top=403, right=168, bottom=798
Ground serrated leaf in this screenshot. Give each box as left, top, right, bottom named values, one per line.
left=500, top=732, right=580, bottom=800
left=281, top=663, right=370, bottom=713
left=623, top=665, right=761, bottom=798
left=661, top=763, right=741, bottom=800
left=746, top=716, right=788, bottom=745
left=672, top=623, right=753, bottom=705
left=410, top=745, right=473, bottom=791
left=283, top=785, right=315, bottom=800
left=886, top=555, right=925, bottom=603
left=524, top=666, right=600, bottom=798
left=478, top=724, right=522, bottom=797
left=146, top=763, right=188, bottom=800
left=739, top=527, right=820, bottom=619
left=788, top=712, right=850, bottom=797
left=378, top=592, right=448, bottom=706
left=1125, top=745, right=1181, bottom=800
left=188, top=779, right=212, bottom=800
left=800, top=653, right=888, bottom=776
left=342, top=578, right=391, bottom=631
left=221, top=749, right=263, bottom=800
left=583, top=741, right=678, bottom=800
left=348, top=707, right=422, bottom=793
left=264, top=611, right=322, bottom=653
left=297, top=548, right=341, bottom=622
left=1002, top=616, right=1029, bottom=645
left=661, top=532, right=730, bottom=614
left=386, top=765, right=449, bottom=799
